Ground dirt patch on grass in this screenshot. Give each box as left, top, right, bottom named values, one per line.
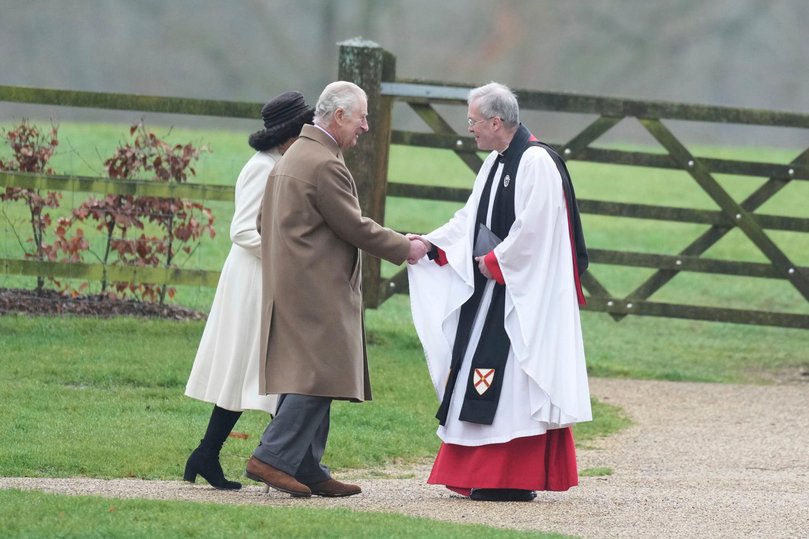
left=746, top=363, right=809, bottom=384
left=0, top=287, right=206, bottom=320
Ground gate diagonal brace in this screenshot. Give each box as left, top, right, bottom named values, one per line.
left=607, top=119, right=809, bottom=321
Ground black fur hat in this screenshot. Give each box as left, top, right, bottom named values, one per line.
left=248, top=91, right=314, bottom=151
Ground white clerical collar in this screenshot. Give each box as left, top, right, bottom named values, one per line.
left=314, top=124, right=338, bottom=145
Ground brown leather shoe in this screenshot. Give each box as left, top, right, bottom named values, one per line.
left=307, top=478, right=362, bottom=497
left=245, top=457, right=311, bottom=497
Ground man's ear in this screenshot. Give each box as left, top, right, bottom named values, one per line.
left=334, top=107, right=345, bottom=124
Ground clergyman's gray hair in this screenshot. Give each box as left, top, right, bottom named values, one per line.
left=314, top=81, right=367, bottom=124
left=468, top=82, right=519, bottom=128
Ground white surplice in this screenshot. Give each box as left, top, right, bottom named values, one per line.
left=408, top=146, right=591, bottom=446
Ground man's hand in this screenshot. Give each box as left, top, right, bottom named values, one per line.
left=406, top=233, right=432, bottom=252
left=475, top=255, right=492, bottom=279
left=407, top=237, right=428, bottom=264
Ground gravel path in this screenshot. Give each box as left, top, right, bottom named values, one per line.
left=3, top=378, right=808, bottom=538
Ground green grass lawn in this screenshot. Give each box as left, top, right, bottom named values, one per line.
left=0, top=309, right=601, bottom=538
left=0, top=490, right=565, bottom=539
left=0, top=305, right=629, bottom=480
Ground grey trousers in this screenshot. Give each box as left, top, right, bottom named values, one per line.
left=252, top=394, right=332, bottom=485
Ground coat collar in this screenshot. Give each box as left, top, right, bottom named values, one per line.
left=301, top=124, right=343, bottom=160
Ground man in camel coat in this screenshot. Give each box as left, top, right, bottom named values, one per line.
left=245, top=81, right=428, bottom=498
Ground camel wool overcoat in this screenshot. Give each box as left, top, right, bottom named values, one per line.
left=257, top=124, right=410, bottom=402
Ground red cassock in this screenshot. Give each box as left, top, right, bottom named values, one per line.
left=427, top=246, right=581, bottom=494
left=429, top=429, right=579, bottom=495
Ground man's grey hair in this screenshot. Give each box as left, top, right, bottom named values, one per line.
left=314, top=81, right=367, bottom=124
left=468, top=82, right=519, bottom=128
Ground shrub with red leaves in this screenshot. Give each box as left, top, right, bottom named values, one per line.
left=0, top=120, right=62, bottom=291
left=83, top=123, right=215, bottom=304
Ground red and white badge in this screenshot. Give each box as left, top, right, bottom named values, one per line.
left=473, top=368, right=495, bottom=395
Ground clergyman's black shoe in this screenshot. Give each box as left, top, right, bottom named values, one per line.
left=470, top=488, right=537, bottom=502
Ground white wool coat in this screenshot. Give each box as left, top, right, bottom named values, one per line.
left=185, top=150, right=279, bottom=413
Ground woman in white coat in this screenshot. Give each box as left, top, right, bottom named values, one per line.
left=183, top=91, right=314, bottom=490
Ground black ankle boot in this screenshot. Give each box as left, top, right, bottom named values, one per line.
left=184, top=405, right=243, bottom=490
left=184, top=442, right=242, bottom=490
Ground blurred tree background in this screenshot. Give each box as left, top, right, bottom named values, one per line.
left=1, top=0, right=808, bottom=145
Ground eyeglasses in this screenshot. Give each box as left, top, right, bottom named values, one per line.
left=467, top=116, right=495, bottom=128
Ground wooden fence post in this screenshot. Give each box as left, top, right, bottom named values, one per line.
left=337, top=39, right=396, bottom=308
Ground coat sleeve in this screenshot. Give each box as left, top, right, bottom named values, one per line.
left=316, top=159, right=410, bottom=264
left=230, top=155, right=273, bottom=258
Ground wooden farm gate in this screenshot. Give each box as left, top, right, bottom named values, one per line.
left=338, top=41, right=809, bottom=329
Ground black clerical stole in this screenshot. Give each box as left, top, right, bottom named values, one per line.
left=436, top=126, right=523, bottom=426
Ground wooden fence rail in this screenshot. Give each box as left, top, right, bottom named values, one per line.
left=0, top=171, right=230, bottom=288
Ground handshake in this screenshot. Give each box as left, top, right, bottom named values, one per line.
left=406, top=234, right=432, bottom=265
left=404, top=231, right=494, bottom=279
